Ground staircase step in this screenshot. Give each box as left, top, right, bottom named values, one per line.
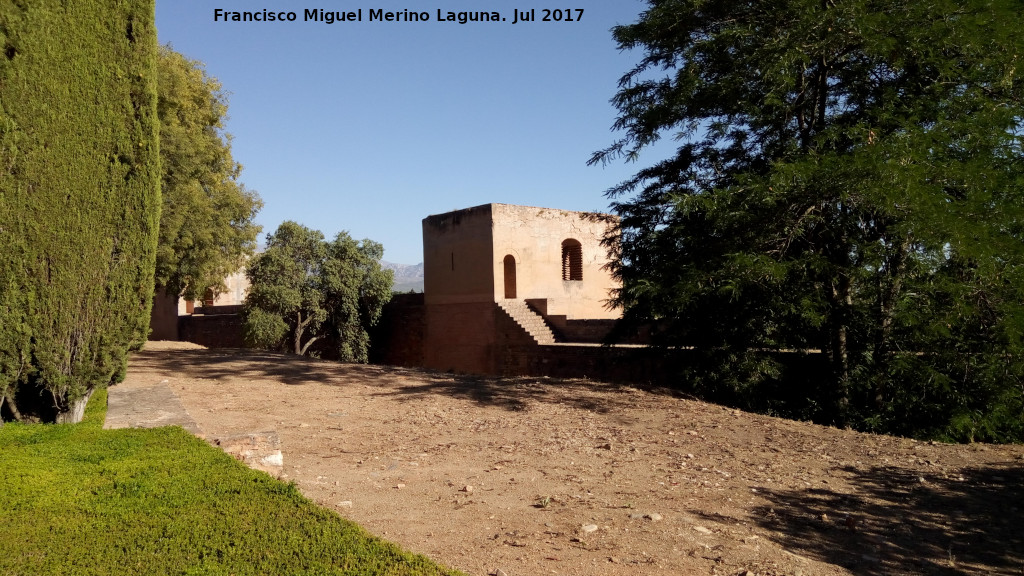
left=498, top=300, right=557, bottom=344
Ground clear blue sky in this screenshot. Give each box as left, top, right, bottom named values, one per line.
left=156, top=1, right=668, bottom=264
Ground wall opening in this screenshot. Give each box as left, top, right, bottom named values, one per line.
left=503, top=254, right=517, bottom=299
left=561, top=239, right=582, bottom=281
left=202, top=288, right=215, bottom=307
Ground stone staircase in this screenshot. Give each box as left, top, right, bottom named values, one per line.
left=497, top=299, right=558, bottom=344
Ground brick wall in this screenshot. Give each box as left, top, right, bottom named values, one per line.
left=370, top=293, right=426, bottom=366
left=498, top=342, right=690, bottom=385
left=423, top=302, right=499, bottom=373
left=179, top=313, right=245, bottom=348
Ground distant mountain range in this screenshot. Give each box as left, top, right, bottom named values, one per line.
left=382, top=261, right=424, bottom=292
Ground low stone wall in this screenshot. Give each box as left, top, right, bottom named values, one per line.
left=194, top=304, right=243, bottom=316
left=498, top=343, right=832, bottom=411
left=544, top=317, right=619, bottom=344
left=179, top=313, right=245, bottom=348
left=499, top=343, right=690, bottom=385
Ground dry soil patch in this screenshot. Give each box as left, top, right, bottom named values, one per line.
left=124, top=342, right=1024, bottom=576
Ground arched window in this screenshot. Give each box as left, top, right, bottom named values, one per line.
left=561, top=239, right=582, bottom=281
left=503, top=254, right=517, bottom=299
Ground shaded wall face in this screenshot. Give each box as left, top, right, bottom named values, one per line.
left=422, top=205, right=495, bottom=305
left=369, top=293, right=425, bottom=367
left=150, top=288, right=180, bottom=341
left=490, top=204, right=620, bottom=319
left=423, top=303, right=497, bottom=373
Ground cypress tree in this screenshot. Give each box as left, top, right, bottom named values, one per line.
left=0, top=0, right=160, bottom=422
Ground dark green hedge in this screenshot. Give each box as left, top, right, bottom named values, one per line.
left=0, top=0, right=159, bottom=421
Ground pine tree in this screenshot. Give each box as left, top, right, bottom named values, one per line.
left=592, top=0, right=1024, bottom=440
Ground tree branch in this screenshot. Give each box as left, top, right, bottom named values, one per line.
left=298, top=335, right=321, bottom=356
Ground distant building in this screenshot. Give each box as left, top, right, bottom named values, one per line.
left=419, top=203, right=621, bottom=373
left=176, top=270, right=250, bottom=314
left=152, top=203, right=664, bottom=385
left=149, top=270, right=249, bottom=341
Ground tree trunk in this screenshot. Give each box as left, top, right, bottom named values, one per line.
left=873, top=235, right=912, bottom=409
left=54, top=388, right=94, bottom=424
left=2, top=389, right=24, bottom=423
left=293, top=310, right=307, bottom=355
left=298, top=336, right=321, bottom=356
left=828, top=274, right=853, bottom=426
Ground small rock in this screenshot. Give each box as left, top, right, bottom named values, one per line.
left=299, top=423, right=310, bottom=428
left=395, top=483, right=406, bottom=489
left=461, top=485, right=474, bottom=493
left=693, top=526, right=713, bottom=535
left=338, top=501, right=353, bottom=508
left=687, top=430, right=698, bottom=436
left=493, top=569, right=508, bottom=576
left=645, top=513, right=663, bottom=521
left=597, top=443, right=612, bottom=450
left=608, top=556, right=619, bottom=563
left=581, top=524, right=599, bottom=533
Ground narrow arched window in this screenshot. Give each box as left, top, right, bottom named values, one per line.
left=503, top=254, right=517, bottom=299
left=561, top=239, right=582, bottom=281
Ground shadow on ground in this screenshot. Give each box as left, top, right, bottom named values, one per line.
left=747, top=463, right=1024, bottom=575
left=128, top=347, right=662, bottom=414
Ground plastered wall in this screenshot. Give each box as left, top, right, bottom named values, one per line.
left=422, top=203, right=620, bottom=317
left=489, top=204, right=619, bottom=319
left=423, top=204, right=495, bottom=305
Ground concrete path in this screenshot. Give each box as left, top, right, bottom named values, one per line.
left=104, top=383, right=201, bottom=435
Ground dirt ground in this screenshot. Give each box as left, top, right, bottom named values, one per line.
left=123, top=342, right=1024, bottom=576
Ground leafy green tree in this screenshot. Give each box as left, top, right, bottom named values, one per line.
left=592, top=0, right=1024, bottom=440
left=243, top=222, right=394, bottom=362
left=155, top=46, right=262, bottom=301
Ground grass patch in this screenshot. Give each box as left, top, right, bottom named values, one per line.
left=0, top=389, right=463, bottom=576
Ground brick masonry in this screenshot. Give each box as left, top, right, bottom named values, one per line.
left=370, top=293, right=425, bottom=366
left=179, top=313, right=244, bottom=349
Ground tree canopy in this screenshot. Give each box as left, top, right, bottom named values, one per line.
left=243, top=222, right=393, bottom=362
left=592, top=0, right=1024, bottom=441
left=155, top=46, right=262, bottom=301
